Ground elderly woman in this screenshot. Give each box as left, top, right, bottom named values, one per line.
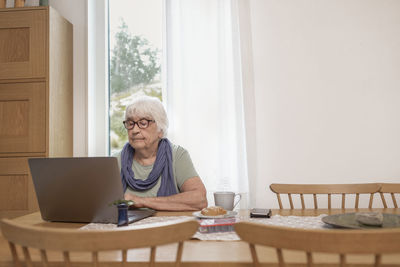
left=117, top=95, right=208, bottom=211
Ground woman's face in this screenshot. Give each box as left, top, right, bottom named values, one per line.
left=126, top=115, right=162, bottom=152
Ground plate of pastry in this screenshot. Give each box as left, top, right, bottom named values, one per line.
left=193, top=206, right=238, bottom=219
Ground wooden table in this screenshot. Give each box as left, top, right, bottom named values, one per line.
left=1, top=209, right=400, bottom=267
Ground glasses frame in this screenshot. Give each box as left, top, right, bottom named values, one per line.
left=123, top=119, right=155, bottom=130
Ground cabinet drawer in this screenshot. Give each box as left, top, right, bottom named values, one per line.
left=0, top=157, right=39, bottom=218
left=0, top=158, right=29, bottom=211
left=0, top=82, right=46, bottom=153
left=0, top=9, right=46, bottom=79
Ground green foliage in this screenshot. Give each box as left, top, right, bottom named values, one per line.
left=110, top=108, right=127, bottom=146
left=109, top=20, right=163, bottom=155
left=110, top=20, right=161, bottom=94
left=110, top=199, right=134, bottom=206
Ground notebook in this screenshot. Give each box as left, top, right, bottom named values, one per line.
left=28, top=157, right=155, bottom=224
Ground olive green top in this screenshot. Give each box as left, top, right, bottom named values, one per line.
left=115, top=143, right=199, bottom=197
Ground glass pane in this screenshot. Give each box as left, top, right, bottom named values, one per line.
left=109, top=0, right=163, bottom=155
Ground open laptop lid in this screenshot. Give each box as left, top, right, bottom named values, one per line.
left=28, top=157, right=154, bottom=224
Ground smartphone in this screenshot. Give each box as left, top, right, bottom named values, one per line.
left=250, top=208, right=271, bottom=218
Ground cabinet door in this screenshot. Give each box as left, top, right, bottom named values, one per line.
left=0, top=82, right=46, bottom=153
left=0, top=9, right=46, bottom=79
left=0, top=157, right=39, bottom=218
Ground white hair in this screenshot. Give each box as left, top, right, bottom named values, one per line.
left=125, top=95, right=168, bottom=137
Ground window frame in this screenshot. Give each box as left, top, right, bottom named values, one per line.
left=88, top=0, right=109, bottom=156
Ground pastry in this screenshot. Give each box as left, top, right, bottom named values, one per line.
left=201, top=206, right=227, bottom=216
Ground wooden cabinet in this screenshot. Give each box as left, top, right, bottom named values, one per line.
left=0, top=9, right=46, bottom=79
left=0, top=82, right=46, bottom=153
left=0, top=7, right=73, bottom=218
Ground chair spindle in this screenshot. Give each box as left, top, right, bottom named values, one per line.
left=40, top=249, right=49, bottom=267
left=391, top=193, right=398, bottom=208
left=341, top=193, right=345, bottom=209
left=306, top=252, right=312, bottom=267
left=328, top=194, right=331, bottom=209
left=313, top=194, right=318, bottom=209
left=339, top=254, right=345, bottom=267
left=249, top=244, right=260, bottom=267
left=355, top=193, right=360, bottom=208
left=175, top=242, right=184, bottom=267
left=8, top=242, right=21, bottom=267
left=63, top=251, right=71, bottom=267
left=122, top=249, right=127, bottom=266
left=277, top=193, right=283, bottom=209
left=276, top=248, right=284, bottom=267
left=368, top=193, right=373, bottom=208
left=374, top=254, right=381, bottom=267
left=22, top=247, right=33, bottom=267
left=150, top=246, right=156, bottom=267
left=380, top=192, right=388, bottom=208
left=92, top=251, right=98, bottom=267
left=288, top=194, right=294, bottom=209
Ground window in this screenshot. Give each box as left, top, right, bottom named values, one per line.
left=108, top=0, right=163, bottom=155
left=102, top=0, right=249, bottom=207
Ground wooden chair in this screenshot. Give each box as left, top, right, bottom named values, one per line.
left=379, top=183, right=400, bottom=208
left=269, top=183, right=381, bottom=209
left=1, top=218, right=199, bottom=267
left=235, top=221, right=400, bottom=267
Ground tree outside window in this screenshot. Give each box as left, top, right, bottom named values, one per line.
left=109, top=20, right=162, bottom=155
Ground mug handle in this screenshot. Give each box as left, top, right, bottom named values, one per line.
left=233, top=193, right=242, bottom=209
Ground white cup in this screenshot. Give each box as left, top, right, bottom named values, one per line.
left=213, top=191, right=241, bottom=211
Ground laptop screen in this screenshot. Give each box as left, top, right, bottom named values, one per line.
left=28, top=157, right=154, bottom=224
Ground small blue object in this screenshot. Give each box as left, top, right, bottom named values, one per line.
left=117, top=203, right=129, bottom=227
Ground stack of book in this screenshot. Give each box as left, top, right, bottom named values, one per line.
left=198, top=218, right=240, bottom=233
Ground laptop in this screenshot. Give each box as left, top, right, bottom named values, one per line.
left=28, top=157, right=155, bottom=224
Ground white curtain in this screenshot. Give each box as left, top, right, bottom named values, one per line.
left=164, top=0, right=249, bottom=208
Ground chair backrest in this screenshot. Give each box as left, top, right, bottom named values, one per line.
left=235, top=221, right=400, bottom=267
left=269, top=183, right=381, bottom=209
left=379, top=183, right=400, bottom=208
left=1, top=218, right=199, bottom=267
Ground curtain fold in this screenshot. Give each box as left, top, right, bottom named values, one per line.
left=164, top=0, right=249, bottom=208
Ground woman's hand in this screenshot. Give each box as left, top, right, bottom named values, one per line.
left=124, top=193, right=145, bottom=208
left=123, top=177, right=208, bottom=211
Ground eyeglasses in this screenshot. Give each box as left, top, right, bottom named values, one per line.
left=123, top=119, right=155, bottom=130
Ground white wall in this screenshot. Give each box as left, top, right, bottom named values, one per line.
left=49, top=0, right=87, bottom=156
left=248, top=0, right=400, bottom=208
left=49, top=0, right=400, bottom=208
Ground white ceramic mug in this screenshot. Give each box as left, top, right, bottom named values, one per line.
left=213, top=191, right=241, bottom=211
